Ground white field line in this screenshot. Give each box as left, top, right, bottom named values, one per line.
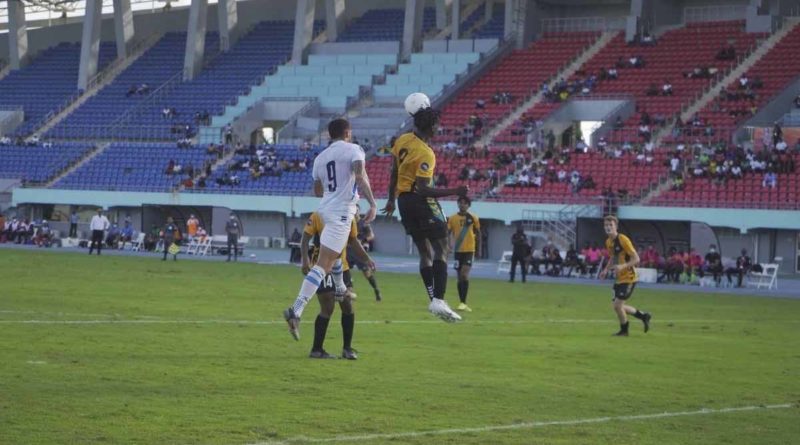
left=246, top=403, right=795, bottom=445
left=0, top=318, right=792, bottom=325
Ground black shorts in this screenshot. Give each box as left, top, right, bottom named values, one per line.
left=612, top=282, right=636, bottom=301
left=454, top=252, right=474, bottom=271
left=397, top=192, right=447, bottom=242
left=317, top=270, right=353, bottom=295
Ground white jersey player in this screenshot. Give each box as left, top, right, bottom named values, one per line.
left=283, top=119, right=377, bottom=341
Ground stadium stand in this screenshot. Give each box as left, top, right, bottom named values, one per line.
left=0, top=42, right=116, bottom=136
left=54, top=143, right=217, bottom=192
left=0, top=142, right=96, bottom=184
left=432, top=32, right=601, bottom=146
left=336, top=7, right=437, bottom=42
left=672, top=24, right=800, bottom=144
left=472, top=7, right=505, bottom=39
left=374, top=52, right=480, bottom=101
left=190, top=144, right=320, bottom=195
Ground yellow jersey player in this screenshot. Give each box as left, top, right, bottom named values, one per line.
left=301, top=212, right=374, bottom=359
left=381, top=92, right=469, bottom=323
left=599, top=215, right=652, bottom=336
left=447, top=196, right=480, bottom=312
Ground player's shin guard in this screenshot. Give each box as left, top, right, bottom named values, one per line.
left=331, top=259, right=346, bottom=294
left=432, top=260, right=448, bottom=300
left=420, top=266, right=434, bottom=300
left=341, top=312, right=354, bottom=350
left=291, top=265, right=325, bottom=318
left=312, top=315, right=330, bottom=351
left=457, top=280, right=469, bottom=303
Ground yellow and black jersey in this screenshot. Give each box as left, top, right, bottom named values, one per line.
left=391, top=132, right=436, bottom=194
left=304, top=212, right=357, bottom=271
left=605, top=233, right=638, bottom=284
left=447, top=212, right=481, bottom=253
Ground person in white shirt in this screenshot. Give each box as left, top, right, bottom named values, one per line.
left=283, top=118, right=377, bottom=341
left=88, top=208, right=110, bottom=255
left=775, top=140, right=787, bottom=152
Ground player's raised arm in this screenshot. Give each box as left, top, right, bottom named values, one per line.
left=353, top=159, right=377, bottom=223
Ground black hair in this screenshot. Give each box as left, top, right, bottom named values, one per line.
left=457, top=195, right=472, bottom=206
left=328, top=118, right=350, bottom=140
left=412, top=107, right=440, bottom=139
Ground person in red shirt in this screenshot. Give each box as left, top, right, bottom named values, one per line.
left=640, top=245, right=662, bottom=269
left=665, top=248, right=685, bottom=283
left=686, top=248, right=704, bottom=279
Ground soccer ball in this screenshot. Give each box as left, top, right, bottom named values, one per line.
left=404, top=92, right=431, bottom=116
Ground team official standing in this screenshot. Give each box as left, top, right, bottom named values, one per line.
left=88, top=209, right=110, bottom=255
left=509, top=225, right=530, bottom=283
left=225, top=214, right=242, bottom=262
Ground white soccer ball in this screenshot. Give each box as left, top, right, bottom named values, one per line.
left=404, top=92, right=431, bottom=116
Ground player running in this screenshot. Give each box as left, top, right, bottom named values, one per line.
left=381, top=92, right=468, bottom=322
left=283, top=118, right=377, bottom=340
left=599, top=215, right=652, bottom=336
left=301, top=211, right=374, bottom=359
left=447, top=196, right=480, bottom=312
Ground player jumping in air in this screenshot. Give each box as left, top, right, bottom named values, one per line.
left=599, top=215, right=652, bottom=336
left=283, top=118, right=377, bottom=340
left=381, top=92, right=468, bottom=322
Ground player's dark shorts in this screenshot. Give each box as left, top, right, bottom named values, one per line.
left=348, top=254, right=370, bottom=272
left=612, top=282, right=636, bottom=301
left=317, top=270, right=353, bottom=295
left=454, top=252, right=474, bottom=271
left=397, top=192, right=447, bottom=241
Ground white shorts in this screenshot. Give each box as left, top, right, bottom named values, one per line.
left=318, top=208, right=354, bottom=254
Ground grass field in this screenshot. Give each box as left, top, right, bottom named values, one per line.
left=1, top=249, right=798, bottom=445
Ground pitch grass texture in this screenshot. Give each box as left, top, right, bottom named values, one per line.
left=1, top=250, right=798, bottom=445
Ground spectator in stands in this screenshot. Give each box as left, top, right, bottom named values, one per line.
left=607, top=67, right=618, bottom=79
left=738, top=75, right=749, bottom=89
left=776, top=139, right=788, bottom=152
left=762, top=171, right=777, bottom=188
left=0, top=135, right=11, bottom=145
left=88, top=209, right=109, bottom=255
left=726, top=248, right=752, bottom=287
left=515, top=170, right=529, bottom=187
left=638, top=123, right=651, bottom=142
left=165, top=159, right=175, bottom=175
left=532, top=173, right=543, bottom=188
left=475, top=99, right=486, bottom=109
left=629, top=55, right=644, bottom=68
left=641, top=32, right=655, bottom=46
left=672, top=174, right=685, bottom=191
left=661, top=80, right=673, bottom=96
left=730, top=163, right=743, bottom=179
left=137, top=83, right=150, bottom=95
left=716, top=44, right=736, bottom=61
left=703, top=244, right=723, bottom=286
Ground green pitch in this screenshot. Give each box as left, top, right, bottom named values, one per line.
left=1, top=250, right=798, bottom=445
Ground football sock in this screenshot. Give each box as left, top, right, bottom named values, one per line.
left=620, top=321, right=629, bottom=333
left=331, top=259, right=346, bottom=293
left=366, top=275, right=378, bottom=291
left=632, top=310, right=646, bottom=320
left=341, top=313, right=354, bottom=350
left=291, top=265, right=325, bottom=318
left=432, top=260, right=448, bottom=300
left=420, top=266, right=434, bottom=300
left=312, top=315, right=330, bottom=352
left=457, top=280, right=469, bottom=303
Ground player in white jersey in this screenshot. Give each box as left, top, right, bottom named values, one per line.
left=283, top=118, right=378, bottom=340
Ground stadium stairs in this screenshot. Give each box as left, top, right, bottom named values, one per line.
left=478, top=31, right=617, bottom=147
left=43, top=142, right=112, bottom=188
left=32, top=32, right=164, bottom=138
left=672, top=18, right=800, bottom=140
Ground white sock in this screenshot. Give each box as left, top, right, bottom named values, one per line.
left=291, top=265, right=325, bottom=318
left=331, top=258, right=346, bottom=293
